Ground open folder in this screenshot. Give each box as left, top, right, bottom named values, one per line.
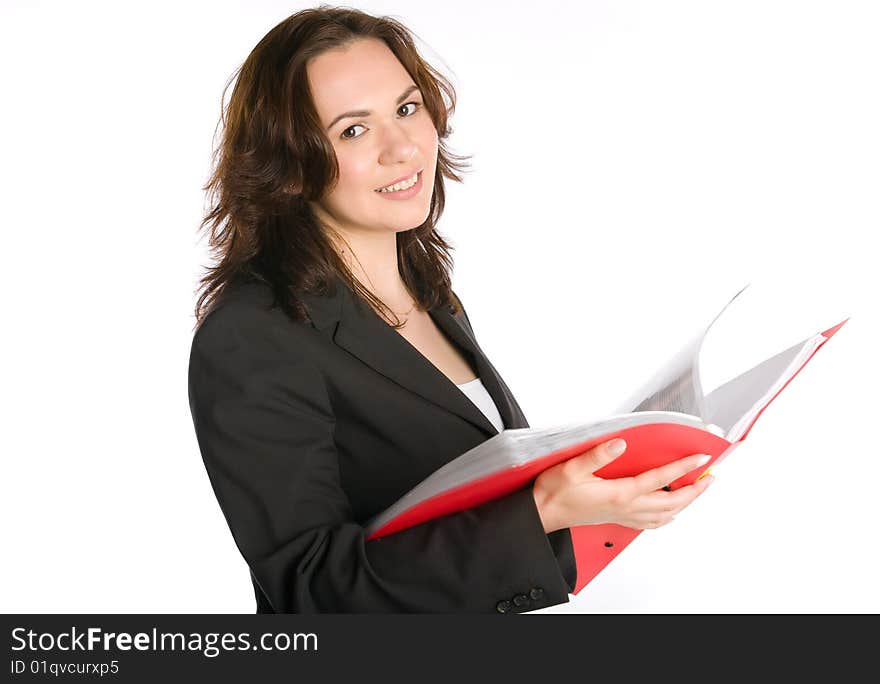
left=363, top=285, right=849, bottom=595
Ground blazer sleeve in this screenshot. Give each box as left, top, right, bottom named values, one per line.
left=188, top=304, right=574, bottom=613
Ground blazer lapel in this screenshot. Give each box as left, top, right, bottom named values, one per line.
left=301, top=280, right=504, bottom=436
left=429, top=306, right=526, bottom=431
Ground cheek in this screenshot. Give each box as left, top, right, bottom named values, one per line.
left=332, top=150, right=374, bottom=196
left=419, top=120, right=440, bottom=155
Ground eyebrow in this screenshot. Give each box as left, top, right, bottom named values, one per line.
left=326, top=84, right=422, bottom=131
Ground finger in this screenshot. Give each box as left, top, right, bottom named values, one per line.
left=631, top=453, right=712, bottom=495
left=690, top=473, right=715, bottom=498
left=621, top=509, right=678, bottom=529
left=629, top=489, right=689, bottom=513
left=572, top=438, right=628, bottom=477
left=639, top=475, right=715, bottom=513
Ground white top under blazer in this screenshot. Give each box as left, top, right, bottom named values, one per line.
left=455, top=377, right=505, bottom=433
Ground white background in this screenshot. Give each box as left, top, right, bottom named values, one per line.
left=2, top=0, right=877, bottom=614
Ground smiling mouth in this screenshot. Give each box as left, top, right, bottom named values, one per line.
left=375, top=169, right=422, bottom=193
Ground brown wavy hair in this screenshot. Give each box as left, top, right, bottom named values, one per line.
left=192, top=5, right=472, bottom=331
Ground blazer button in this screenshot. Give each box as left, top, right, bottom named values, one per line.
left=513, top=594, right=530, bottom=607
left=529, top=587, right=544, bottom=601
left=496, top=600, right=513, bottom=614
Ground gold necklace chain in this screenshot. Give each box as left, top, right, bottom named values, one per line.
left=390, top=299, right=416, bottom=317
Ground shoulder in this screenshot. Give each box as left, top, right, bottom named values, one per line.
left=448, top=289, right=476, bottom=334
left=187, top=281, right=336, bottom=427
left=449, top=290, right=465, bottom=315
left=191, top=279, right=315, bottom=358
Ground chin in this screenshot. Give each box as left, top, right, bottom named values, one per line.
left=407, top=208, right=433, bottom=231
left=386, top=203, right=432, bottom=230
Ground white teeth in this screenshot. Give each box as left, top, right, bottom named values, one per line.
left=377, top=172, right=418, bottom=192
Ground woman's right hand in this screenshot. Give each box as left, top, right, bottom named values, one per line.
left=531, top=438, right=714, bottom=534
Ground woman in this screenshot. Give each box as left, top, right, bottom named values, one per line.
left=187, top=6, right=714, bottom=614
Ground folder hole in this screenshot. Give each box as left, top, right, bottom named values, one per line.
left=604, top=542, right=614, bottom=548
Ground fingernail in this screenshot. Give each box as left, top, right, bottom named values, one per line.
left=696, top=454, right=711, bottom=467
left=608, top=439, right=627, bottom=456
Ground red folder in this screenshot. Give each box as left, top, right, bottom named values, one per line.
left=365, top=315, right=849, bottom=595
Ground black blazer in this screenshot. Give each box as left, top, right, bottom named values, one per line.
left=187, top=277, right=576, bottom=613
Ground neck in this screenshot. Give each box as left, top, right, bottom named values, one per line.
left=325, top=224, right=413, bottom=311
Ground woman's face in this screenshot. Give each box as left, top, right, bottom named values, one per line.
left=306, top=38, right=439, bottom=241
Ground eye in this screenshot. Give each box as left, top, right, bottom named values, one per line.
left=398, top=101, right=421, bottom=117
left=341, top=124, right=366, bottom=140
left=339, top=102, right=423, bottom=141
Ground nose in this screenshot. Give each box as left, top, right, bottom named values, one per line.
left=378, top=121, right=418, bottom=166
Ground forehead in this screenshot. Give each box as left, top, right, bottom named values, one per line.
left=306, top=38, right=413, bottom=119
